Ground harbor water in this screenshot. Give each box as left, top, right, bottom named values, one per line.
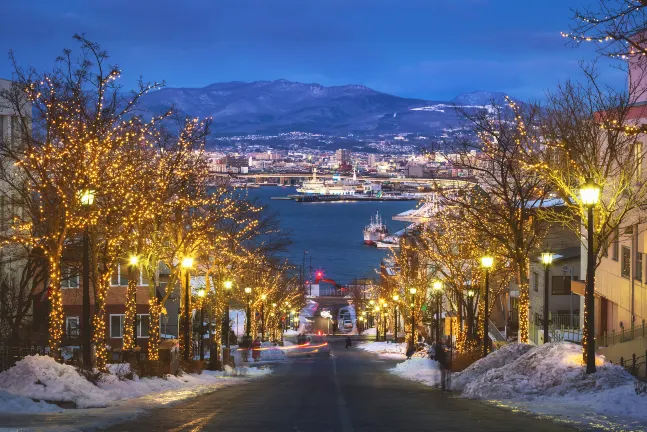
left=246, top=186, right=413, bottom=284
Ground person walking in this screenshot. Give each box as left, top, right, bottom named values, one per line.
left=252, top=337, right=262, bottom=362
left=434, top=339, right=448, bottom=391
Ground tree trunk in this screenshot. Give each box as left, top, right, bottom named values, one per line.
left=47, top=254, right=63, bottom=359
left=92, top=272, right=111, bottom=371
left=516, top=260, right=530, bottom=344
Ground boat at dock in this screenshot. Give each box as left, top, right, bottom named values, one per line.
left=363, top=212, right=388, bottom=245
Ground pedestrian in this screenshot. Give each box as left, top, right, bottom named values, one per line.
left=345, top=336, right=352, bottom=348
left=252, top=337, right=262, bottom=362
left=434, top=339, right=448, bottom=391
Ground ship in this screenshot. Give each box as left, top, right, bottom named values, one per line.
left=363, top=211, right=389, bottom=245
left=297, top=167, right=367, bottom=196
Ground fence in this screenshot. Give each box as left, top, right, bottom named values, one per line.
left=598, top=320, right=647, bottom=348
left=617, top=351, right=647, bottom=380
left=0, top=346, right=47, bottom=372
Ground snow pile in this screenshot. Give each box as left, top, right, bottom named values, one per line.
left=0, top=389, right=63, bottom=413
left=0, top=355, right=272, bottom=410
left=391, top=358, right=441, bottom=386
left=358, top=341, right=406, bottom=358
left=452, top=343, right=533, bottom=391
left=283, top=329, right=299, bottom=336
left=460, top=343, right=630, bottom=399
left=361, top=327, right=376, bottom=336
left=388, top=342, right=647, bottom=430
left=0, top=355, right=112, bottom=408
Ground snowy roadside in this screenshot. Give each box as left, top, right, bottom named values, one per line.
left=0, top=355, right=272, bottom=415
left=357, top=341, right=407, bottom=359
left=387, top=342, right=647, bottom=431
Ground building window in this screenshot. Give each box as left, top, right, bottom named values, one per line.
left=532, top=271, right=539, bottom=292
left=109, top=314, right=150, bottom=338
left=551, top=276, right=571, bottom=295
left=612, top=227, right=620, bottom=261
left=637, top=252, right=643, bottom=282
left=110, top=264, right=131, bottom=286
left=622, top=246, right=631, bottom=279
left=66, top=316, right=79, bottom=338
left=61, top=266, right=79, bottom=288
left=110, top=315, right=123, bottom=338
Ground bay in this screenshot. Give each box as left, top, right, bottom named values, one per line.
left=246, top=186, right=413, bottom=284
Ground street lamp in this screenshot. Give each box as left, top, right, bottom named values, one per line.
left=244, top=287, right=252, bottom=338
left=392, top=294, right=400, bottom=343
left=382, top=302, right=388, bottom=342
left=541, top=251, right=554, bottom=344
left=260, top=294, right=267, bottom=341
left=409, top=287, right=417, bottom=345
left=432, top=281, right=443, bottom=343
left=181, top=257, right=194, bottom=361
left=223, top=280, right=233, bottom=354
left=79, top=188, right=95, bottom=369
left=580, top=177, right=600, bottom=374
left=481, top=254, right=493, bottom=357
left=197, top=288, right=206, bottom=361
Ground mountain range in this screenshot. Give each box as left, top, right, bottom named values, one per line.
left=136, top=79, right=511, bottom=138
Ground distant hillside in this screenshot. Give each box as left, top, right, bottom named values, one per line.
left=136, top=79, right=512, bottom=138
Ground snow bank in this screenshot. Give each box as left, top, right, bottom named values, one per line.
left=361, top=327, right=376, bottom=336
left=0, top=355, right=272, bottom=410
left=358, top=341, right=406, bottom=358
left=0, top=389, right=63, bottom=413
left=389, top=342, right=647, bottom=430
left=461, top=343, right=629, bottom=399
left=452, top=343, right=533, bottom=391
left=0, top=355, right=112, bottom=408
left=391, top=358, right=440, bottom=386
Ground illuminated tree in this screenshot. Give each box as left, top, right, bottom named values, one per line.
left=526, top=73, right=647, bottom=360
left=437, top=101, right=550, bottom=343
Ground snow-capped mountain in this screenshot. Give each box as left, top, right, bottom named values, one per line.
left=136, top=80, right=511, bottom=138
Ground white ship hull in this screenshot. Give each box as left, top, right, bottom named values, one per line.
left=363, top=230, right=386, bottom=245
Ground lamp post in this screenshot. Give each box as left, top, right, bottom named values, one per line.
left=261, top=294, right=267, bottom=341
left=223, top=280, right=232, bottom=350
left=541, top=251, right=554, bottom=344
left=181, top=257, right=194, bottom=361
left=466, top=289, right=475, bottom=340
left=245, top=287, right=252, bottom=338
left=409, top=288, right=417, bottom=345
left=382, top=303, right=388, bottom=342
left=433, top=281, right=443, bottom=343
left=481, top=254, right=494, bottom=357
left=272, top=303, right=277, bottom=341
left=197, top=288, right=206, bottom=361
left=580, top=177, right=601, bottom=374
left=79, top=189, right=94, bottom=370
left=374, top=306, right=380, bottom=341
left=392, top=294, right=399, bottom=342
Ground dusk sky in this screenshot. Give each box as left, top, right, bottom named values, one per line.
left=0, top=0, right=625, bottom=101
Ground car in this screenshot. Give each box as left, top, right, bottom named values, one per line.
left=343, top=319, right=353, bottom=329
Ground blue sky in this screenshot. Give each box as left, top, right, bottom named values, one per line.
left=0, top=0, right=626, bottom=101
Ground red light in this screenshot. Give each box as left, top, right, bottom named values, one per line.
left=317, top=271, right=322, bottom=277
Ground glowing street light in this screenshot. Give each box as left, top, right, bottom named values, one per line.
left=541, top=250, right=554, bottom=345
left=580, top=177, right=601, bottom=374
left=481, top=254, right=493, bottom=357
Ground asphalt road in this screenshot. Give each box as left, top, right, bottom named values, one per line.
left=96, top=338, right=579, bottom=432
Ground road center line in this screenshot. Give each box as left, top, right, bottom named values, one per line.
left=332, top=353, right=355, bottom=432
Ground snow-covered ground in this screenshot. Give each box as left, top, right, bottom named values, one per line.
left=0, top=355, right=272, bottom=414
left=388, top=342, right=647, bottom=430
left=358, top=341, right=407, bottom=359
